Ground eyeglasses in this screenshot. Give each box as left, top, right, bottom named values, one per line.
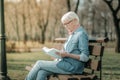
left=63, top=19, right=73, bottom=25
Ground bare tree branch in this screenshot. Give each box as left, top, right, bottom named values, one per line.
left=103, top=0, right=114, bottom=12
left=116, top=0, right=120, bottom=13
left=67, top=0, right=71, bottom=11
left=74, top=0, right=79, bottom=13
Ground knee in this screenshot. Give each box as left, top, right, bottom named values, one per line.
left=35, top=60, right=45, bottom=65
left=38, top=70, right=48, bottom=76
left=36, top=60, right=42, bottom=64
left=34, top=60, right=43, bottom=67
left=36, top=70, right=49, bottom=80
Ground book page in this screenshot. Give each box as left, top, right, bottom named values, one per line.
left=42, top=47, right=61, bottom=59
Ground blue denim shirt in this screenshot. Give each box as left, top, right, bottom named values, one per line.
left=57, top=26, right=89, bottom=74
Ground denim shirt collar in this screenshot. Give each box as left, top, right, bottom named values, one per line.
left=72, top=26, right=83, bottom=35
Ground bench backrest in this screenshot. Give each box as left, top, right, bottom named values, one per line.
left=84, top=44, right=104, bottom=80
left=53, top=37, right=108, bottom=80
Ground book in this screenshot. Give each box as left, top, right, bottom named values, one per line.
left=42, top=47, right=61, bottom=59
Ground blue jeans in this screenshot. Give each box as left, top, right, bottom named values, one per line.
left=25, top=60, right=72, bottom=80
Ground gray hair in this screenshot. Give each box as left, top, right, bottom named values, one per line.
left=61, top=11, right=79, bottom=24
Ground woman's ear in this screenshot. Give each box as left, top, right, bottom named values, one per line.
left=73, top=18, right=77, bottom=21
left=73, top=19, right=78, bottom=24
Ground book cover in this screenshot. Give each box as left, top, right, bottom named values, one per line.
left=42, top=47, right=61, bottom=59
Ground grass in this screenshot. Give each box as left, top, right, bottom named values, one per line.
left=7, top=49, right=120, bottom=80
left=7, top=52, right=52, bottom=80
left=102, top=49, right=120, bottom=80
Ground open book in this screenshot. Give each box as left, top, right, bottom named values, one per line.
left=42, top=47, right=61, bottom=59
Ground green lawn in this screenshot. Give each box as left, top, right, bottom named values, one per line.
left=7, top=49, right=120, bottom=80
left=7, top=51, right=52, bottom=80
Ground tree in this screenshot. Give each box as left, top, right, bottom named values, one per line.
left=21, top=0, right=28, bottom=44
left=4, top=2, right=20, bottom=41
left=26, top=0, right=33, bottom=41
left=66, top=0, right=80, bottom=13
left=103, top=0, right=120, bottom=53
left=35, top=0, right=52, bottom=44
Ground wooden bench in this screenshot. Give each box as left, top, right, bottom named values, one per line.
left=47, top=37, right=109, bottom=80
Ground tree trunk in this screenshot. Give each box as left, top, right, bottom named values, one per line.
left=74, top=0, right=79, bottom=13
left=67, top=0, right=79, bottom=13
left=67, top=0, right=71, bottom=11
left=103, top=0, right=120, bottom=53
left=41, top=29, right=45, bottom=44
left=22, top=0, right=27, bottom=44
left=114, top=19, right=120, bottom=52
left=115, top=34, right=120, bottom=53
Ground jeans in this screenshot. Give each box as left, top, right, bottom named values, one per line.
left=25, top=60, right=72, bottom=80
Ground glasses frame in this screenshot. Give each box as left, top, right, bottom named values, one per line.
left=63, top=19, right=74, bottom=25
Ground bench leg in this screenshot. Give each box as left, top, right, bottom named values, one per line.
left=47, top=76, right=50, bottom=80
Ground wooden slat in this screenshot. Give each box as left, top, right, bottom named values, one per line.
left=89, top=45, right=104, bottom=56
left=54, top=37, right=109, bottom=43
left=91, top=60, right=100, bottom=71
left=49, top=74, right=97, bottom=80
left=85, top=59, right=100, bottom=71
left=89, top=37, right=109, bottom=43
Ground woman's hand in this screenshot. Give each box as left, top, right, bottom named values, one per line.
left=50, top=57, right=56, bottom=60
left=56, top=51, right=80, bottom=60
left=55, top=51, right=69, bottom=58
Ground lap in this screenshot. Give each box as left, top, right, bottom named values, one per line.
left=36, top=60, right=72, bottom=74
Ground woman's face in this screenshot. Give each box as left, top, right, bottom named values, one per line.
left=63, top=19, right=76, bottom=34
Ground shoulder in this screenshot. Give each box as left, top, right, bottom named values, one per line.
left=76, top=29, right=87, bottom=36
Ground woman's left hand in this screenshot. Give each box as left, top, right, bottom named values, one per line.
left=56, top=51, right=69, bottom=58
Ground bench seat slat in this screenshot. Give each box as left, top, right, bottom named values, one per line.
left=49, top=74, right=97, bottom=80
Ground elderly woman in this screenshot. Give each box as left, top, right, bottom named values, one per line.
left=25, top=11, right=89, bottom=80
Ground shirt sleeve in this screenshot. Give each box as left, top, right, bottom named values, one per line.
left=79, top=53, right=89, bottom=62
left=78, top=32, right=89, bottom=62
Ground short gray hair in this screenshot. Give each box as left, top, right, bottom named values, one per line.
left=61, top=11, right=79, bottom=24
